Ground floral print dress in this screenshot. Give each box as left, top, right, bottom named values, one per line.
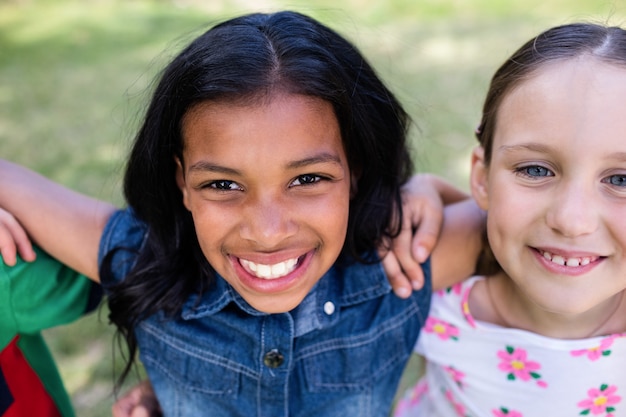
left=394, top=276, right=626, bottom=417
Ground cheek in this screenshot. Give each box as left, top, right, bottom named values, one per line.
left=331, top=203, right=351, bottom=242
left=332, top=189, right=351, bottom=227
left=188, top=204, right=230, bottom=251
left=309, top=191, right=350, bottom=244
left=486, top=186, right=541, bottom=251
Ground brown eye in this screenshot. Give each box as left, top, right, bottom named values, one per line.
left=209, top=180, right=241, bottom=191
left=291, top=174, right=322, bottom=186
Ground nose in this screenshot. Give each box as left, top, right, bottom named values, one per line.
left=239, top=193, right=298, bottom=248
left=545, top=181, right=598, bottom=238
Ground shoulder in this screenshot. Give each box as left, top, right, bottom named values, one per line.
left=427, top=275, right=483, bottom=327
left=465, top=274, right=509, bottom=327
left=338, top=255, right=432, bottom=306
left=98, top=208, right=149, bottom=286
left=99, top=208, right=148, bottom=256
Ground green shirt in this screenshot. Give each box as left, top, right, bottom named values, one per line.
left=0, top=246, right=101, bottom=417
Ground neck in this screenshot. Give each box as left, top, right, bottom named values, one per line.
left=487, top=274, right=626, bottom=339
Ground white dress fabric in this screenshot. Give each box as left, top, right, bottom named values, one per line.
left=394, top=276, right=626, bottom=417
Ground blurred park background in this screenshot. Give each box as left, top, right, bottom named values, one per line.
left=2, top=0, right=626, bottom=415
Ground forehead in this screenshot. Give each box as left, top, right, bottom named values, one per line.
left=494, top=57, right=626, bottom=152
left=180, top=93, right=346, bottom=167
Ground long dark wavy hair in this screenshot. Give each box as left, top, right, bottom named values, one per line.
left=474, top=22, right=626, bottom=275
left=103, top=10, right=413, bottom=384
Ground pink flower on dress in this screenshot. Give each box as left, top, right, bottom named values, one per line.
left=492, top=407, right=523, bottom=417
left=394, top=380, right=428, bottom=415
left=571, top=336, right=616, bottom=361
left=424, top=317, right=459, bottom=341
left=437, top=282, right=463, bottom=297
left=444, top=389, right=467, bottom=417
left=577, top=384, right=621, bottom=416
left=443, top=365, right=466, bottom=388
left=497, top=346, right=547, bottom=388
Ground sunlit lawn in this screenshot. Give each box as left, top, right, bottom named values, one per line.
left=2, top=0, right=625, bottom=415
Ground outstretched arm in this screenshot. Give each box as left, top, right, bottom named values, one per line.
left=0, top=159, right=117, bottom=281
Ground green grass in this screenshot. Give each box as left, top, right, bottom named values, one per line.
left=2, top=0, right=625, bottom=415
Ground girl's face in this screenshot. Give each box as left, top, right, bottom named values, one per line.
left=471, top=58, right=626, bottom=319
left=176, top=93, right=351, bottom=313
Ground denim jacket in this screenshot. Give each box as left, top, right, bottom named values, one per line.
left=99, top=209, right=431, bottom=417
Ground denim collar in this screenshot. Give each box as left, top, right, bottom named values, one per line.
left=180, top=256, right=391, bottom=335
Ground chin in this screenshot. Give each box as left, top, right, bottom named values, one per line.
left=248, top=296, right=304, bottom=314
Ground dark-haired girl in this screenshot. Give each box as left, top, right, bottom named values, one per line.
left=0, top=11, right=481, bottom=416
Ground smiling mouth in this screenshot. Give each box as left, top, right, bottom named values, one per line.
left=239, top=257, right=302, bottom=279
left=539, top=250, right=600, bottom=267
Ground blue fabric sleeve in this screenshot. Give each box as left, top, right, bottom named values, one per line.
left=98, top=208, right=148, bottom=291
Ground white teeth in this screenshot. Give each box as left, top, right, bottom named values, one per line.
left=257, top=264, right=272, bottom=277
left=240, top=257, right=299, bottom=279
left=540, top=250, right=595, bottom=267
left=272, top=262, right=287, bottom=276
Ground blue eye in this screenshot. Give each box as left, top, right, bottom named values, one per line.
left=523, top=166, right=552, bottom=177
left=515, top=165, right=553, bottom=178
left=606, top=175, right=626, bottom=187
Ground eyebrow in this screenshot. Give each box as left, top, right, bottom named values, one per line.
left=497, top=144, right=626, bottom=163
left=610, top=152, right=626, bottom=162
left=497, top=142, right=553, bottom=155
left=188, top=161, right=240, bottom=175
left=285, top=153, right=343, bottom=170
left=187, top=152, right=343, bottom=175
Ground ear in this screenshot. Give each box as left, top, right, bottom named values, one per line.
left=470, top=146, right=489, bottom=210
left=175, top=157, right=191, bottom=211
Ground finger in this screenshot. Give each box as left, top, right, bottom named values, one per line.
left=134, top=380, right=161, bottom=417
left=410, top=202, right=443, bottom=263
left=0, top=231, right=19, bottom=266
left=12, top=224, right=35, bottom=262
left=130, top=406, right=151, bottom=417
left=112, top=397, right=134, bottom=417
left=391, top=214, right=425, bottom=290
left=16, top=239, right=36, bottom=262
left=111, top=404, right=127, bottom=417
left=380, top=249, right=412, bottom=298
left=0, top=235, right=17, bottom=266
left=0, top=211, right=35, bottom=265
left=112, top=386, right=143, bottom=417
